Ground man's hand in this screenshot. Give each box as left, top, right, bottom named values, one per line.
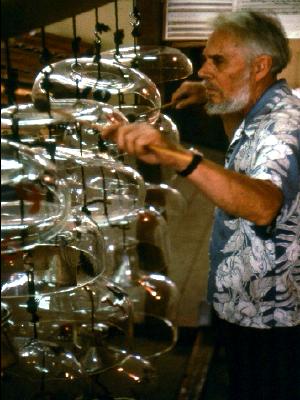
left=102, top=122, right=193, bottom=170
left=102, top=122, right=283, bottom=226
left=171, top=81, right=207, bottom=109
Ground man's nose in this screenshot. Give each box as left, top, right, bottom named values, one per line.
left=197, top=58, right=214, bottom=79
left=197, top=59, right=212, bottom=80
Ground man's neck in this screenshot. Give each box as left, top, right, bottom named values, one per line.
left=222, top=76, right=278, bottom=140
left=221, top=113, right=244, bottom=140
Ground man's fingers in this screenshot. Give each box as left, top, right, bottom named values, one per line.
left=175, top=97, right=193, bottom=109
left=171, top=81, right=207, bottom=109
left=102, top=121, right=166, bottom=164
left=171, top=88, right=188, bottom=104
left=101, top=122, right=122, bottom=140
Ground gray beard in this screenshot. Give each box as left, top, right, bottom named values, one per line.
left=205, top=100, right=244, bottom=115
left=204, top=78, right=251, bottom=116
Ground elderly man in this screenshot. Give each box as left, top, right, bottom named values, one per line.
left=104, top=11, right=300, bottom=400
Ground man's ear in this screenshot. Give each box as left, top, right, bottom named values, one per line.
left=254, top=54, right=273, bottom=81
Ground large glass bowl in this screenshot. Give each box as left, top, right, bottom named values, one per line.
left=1, top=99, right=128, bottom=154
left=1, top=207, right=107, bottom=298
left=1, top=140, right=70, bottom=254
left=119, top=111, right=181, bottom=184
left=44, top=146, right=146, bottom=227
left=3, top=276, right=134, bottom=373
left=105, top=236, right=179, bottom=359
left=102, top=45, right=193, bottom=83
left=31, top=57, right=161, bottom=119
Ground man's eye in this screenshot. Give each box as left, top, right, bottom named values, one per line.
left=199, top=53, right=206, bottom=66
left=212, top=56, right=224, bottom=66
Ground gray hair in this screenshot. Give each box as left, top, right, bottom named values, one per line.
left=211, top=11, right=291, bottom=75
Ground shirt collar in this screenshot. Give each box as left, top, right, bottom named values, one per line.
left=244, top=79, right=289, bottom=127
left=229, top=79, right=289, bottom=146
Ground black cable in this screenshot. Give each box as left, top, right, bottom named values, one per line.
left=71, top=15, right=81, bottom=65
left=4, top=39, right=18, bottom=105
left=131, top=0, right=141, bottom=57
left=39, top=26, right=52, bottom=66
left=113, top=0, right=124, bottom=56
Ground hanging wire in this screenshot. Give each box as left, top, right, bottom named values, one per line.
left=25, top=268, right=40, bottom=339
left=3, top=39, right=18, bottom=105
left=39, top=25, right=54, bottom=114
left=70, top=14, right=89, bottom=214
left=130, top=0, right=141, bottom=62
left=71, top=15, right=82, bottom=100
left=92, top=7, right=111, bottom=103
left=2, top=43, right=31, bottom=261
left=4, top=42, right=21, bottom=143
left=129, top=0, right=141, bottom=107
left=40, top=66, right=54, bottom=118
left=94, top=7, right=110, bottom=68
left=112, top=0, right=126, bottom=109
left=16, top=145, right=27, bottom=255
left=11, top=113, right=21, bottom=142
left=100, top=166, right=110, bottom=225
left=39, top=26, right=52, bottom=67
left=84, top=286, right=96, bottom=333
left=37, top=28, right=54, bottom=146
left=77, top=126, right=91, bottom=216
left=38, top=25, right=59, bottom=162
left=71, top=15, right=81, bottom=66
left=113, top=0, right=124, bottom=57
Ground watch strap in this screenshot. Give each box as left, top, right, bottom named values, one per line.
left=177, top=151, right=203, bottom=177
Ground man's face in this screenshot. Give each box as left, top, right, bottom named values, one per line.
left=198, top=30, right=254, bottom=115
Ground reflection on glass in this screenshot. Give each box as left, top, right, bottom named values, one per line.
left=113, top=104, right=160, bottom=125
left=4, top=276, right=133, bottom=375
left=96, top=352, right=157, bottom=399
left=47, top=147, right=146, bottom=227
left=1, top=211, right=106, bottom=298
left=1, top=100, right=127, bottom=154
left=1, top=140, right=70, bottom=254
left=31, top=58, right=161, bottom=115
left=116, top=208, right=172, bottom=275
left=102, top=45, right=193, bottom=83
left=1, top=302, right=19, bottom=370
left=105, top=236, right=179, bottom=358
left=145, top=183, right=187, bottom=220
left=1, top=338, right=90, bottom=400
left=154, top=113, right=180, bottom=144
left=122, top=112, right=181, bottom=184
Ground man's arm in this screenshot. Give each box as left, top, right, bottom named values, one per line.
left=171, top=81, right=207, bottom=109
left=102, top=122, right=283, bottom=226
left=186, top=157, right=283, bottom=226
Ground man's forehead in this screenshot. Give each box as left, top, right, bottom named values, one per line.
left=204, top=30, right=243, bottom=56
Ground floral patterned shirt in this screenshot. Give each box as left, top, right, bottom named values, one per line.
left=208, top=80, right=300, bottom=328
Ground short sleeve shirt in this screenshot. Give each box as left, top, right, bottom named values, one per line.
left=208, top=80, right=300, bottom=328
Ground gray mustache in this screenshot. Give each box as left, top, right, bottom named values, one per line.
left=201, top=80, right=220, bottom=92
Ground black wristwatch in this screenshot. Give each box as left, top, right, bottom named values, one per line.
left=176, top=150, right=203, bottom=177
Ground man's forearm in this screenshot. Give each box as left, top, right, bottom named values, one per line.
left=183, top=157, right=283, bottom=226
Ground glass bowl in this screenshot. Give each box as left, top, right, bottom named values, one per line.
left=102, top=45, right=193, bottom=83
left=31, top=57, right=161, bottom=118
left=47, top=146, right=146, bottom=227
left=1, top=140, right=70, bottom=254
left=1, top=210, right=107, bottom=298
left=1, top=99, right=128, bottom=154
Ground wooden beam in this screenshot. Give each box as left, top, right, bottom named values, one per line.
left=1, top=0, right=114, bottom=39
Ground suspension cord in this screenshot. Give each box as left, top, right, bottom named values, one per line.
left=131, top=0, right=141, bottom=60
left=113, top=0, right=124, bottom=57
left=4, top=39, right=18, bottom=105
left=40, top=26, right=52, bottom=66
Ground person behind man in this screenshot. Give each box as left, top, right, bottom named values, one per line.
left=103, top=11, right=300, bottom=400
